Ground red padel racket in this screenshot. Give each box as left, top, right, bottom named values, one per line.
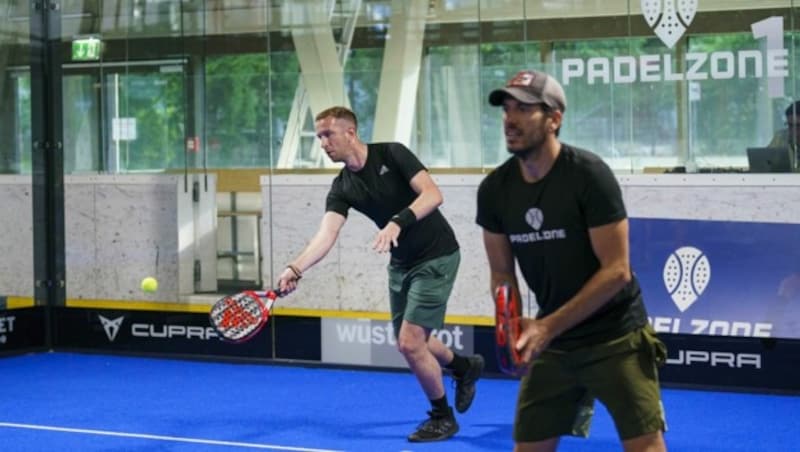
left=494, top=283, right=527, bottom=377
left=209, top=289, right=284, bottom=343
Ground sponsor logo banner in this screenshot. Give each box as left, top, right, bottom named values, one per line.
left=0, top=314, right=16, bottom=345
left=0, top=307, right=45, bottom=350
left=657, top=333, right=800, bottom=391
left=630, top=218, right=800, bottom=339
left=55, top=307, right=270, bottom=358
left=321, top=318, right=474, bottom=368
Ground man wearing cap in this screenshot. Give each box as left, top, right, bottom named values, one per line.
left=475, top=70, right=668, bottom=451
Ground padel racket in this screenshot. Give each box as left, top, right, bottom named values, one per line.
left=209, top=289, right=284, bottom=343
left=494, top=283, right=527, bottom=377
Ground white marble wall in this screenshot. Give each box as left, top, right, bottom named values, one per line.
left=6, top=172, right=797, bottom=310
left=0, top=174, right=217, bottom=302
left=262, top=173, right=800, bottom=318
left=0, top=176, right=34, bottom=296
left=619, top=174, right=800, bottom=223
left=65, top=175, right=185, bottom=300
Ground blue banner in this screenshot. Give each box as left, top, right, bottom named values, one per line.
left=630, top=218, right=800, bottom=339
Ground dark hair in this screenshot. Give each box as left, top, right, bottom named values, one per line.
left=785, top=100, right=800, bottom=118
left=315, top=106, right=358, bottom=130
left=539, top=104, right=562, bottom=137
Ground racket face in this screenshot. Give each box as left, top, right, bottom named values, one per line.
left=494, top=284, right=526, bottom=377
left=209, top=290, right=269, bottom=343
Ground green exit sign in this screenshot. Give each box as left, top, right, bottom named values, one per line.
left=71, top=37, right=102, bottom=61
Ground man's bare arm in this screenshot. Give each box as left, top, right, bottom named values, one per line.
left=373, top=170, right=444, bottom=252
left=278, top=211, right=346, bottom=292
left=516, top=219, right=633, bottom=362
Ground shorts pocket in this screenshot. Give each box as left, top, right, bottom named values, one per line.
left=642, top=325, right=668, bottom=367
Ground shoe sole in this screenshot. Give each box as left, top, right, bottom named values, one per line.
left=407, top=424, right=460, bottom=443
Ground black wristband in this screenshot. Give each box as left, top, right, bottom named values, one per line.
left=390, top=207, right=417, bottom=229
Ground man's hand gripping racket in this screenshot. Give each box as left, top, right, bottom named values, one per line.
left=209, top=289, right=286, bottom=343
left=494, top=283, right=528, bottom=377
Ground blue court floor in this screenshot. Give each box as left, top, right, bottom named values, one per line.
left=0, top=352, right=797, bottom=451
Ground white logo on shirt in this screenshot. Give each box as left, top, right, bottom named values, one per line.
left=525, top=208, right=543, bottom=230
left=509, top=208, right=567, bottom=244
left=379, top=165, right=390, bottom=175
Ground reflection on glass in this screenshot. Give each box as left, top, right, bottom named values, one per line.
left=103, top=70, right=185, bottom=172
left=64, top=74, right=101, bottom=173
left=0, top=0, right=35, bottom=307
left=6, top=73, right=32, bottom=174
left=206, top=55, right=270, bottom=169
left=24, top=1, right=794, bottom=173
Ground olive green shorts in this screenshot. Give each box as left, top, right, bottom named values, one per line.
left=514, top=325, right=667, bottom=442
left=387, top=250, right=460, bottom=337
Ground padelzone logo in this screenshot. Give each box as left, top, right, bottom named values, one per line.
left=663, top=246, right=711, bottom=312
left=524, top=208, right=543, bottom=230
left=561, top=3, right=788, bottom=99
left=641, top=0, right=698, bottom=49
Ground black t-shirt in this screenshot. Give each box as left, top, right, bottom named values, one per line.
left=476, top=144, right=647, bottom=348
left=326, top=142, right=459, bottom=268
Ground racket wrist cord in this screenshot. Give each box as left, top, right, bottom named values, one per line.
left=286, top=264, right=303, bottom=279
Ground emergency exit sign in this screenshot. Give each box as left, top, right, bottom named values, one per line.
left=71, top=37, right=102, bottom=61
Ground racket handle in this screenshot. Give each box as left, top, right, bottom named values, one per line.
left=253, top=289, right=283, bottom=300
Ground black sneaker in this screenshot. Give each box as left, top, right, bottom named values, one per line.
left=454, top=354, right=484, bottom=413
left=407, top=408, right=459, bottom=442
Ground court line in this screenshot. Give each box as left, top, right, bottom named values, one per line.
left=0, top=422, right=343, bottom=452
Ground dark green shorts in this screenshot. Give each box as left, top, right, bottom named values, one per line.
left=387, top=250, right=460, bottom=337
left=514, top=325, right=667, bottom=442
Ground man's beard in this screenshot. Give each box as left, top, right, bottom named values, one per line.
left=508, top=146, right=535, bottom=160
left=507, top=133, right=546, bottom=160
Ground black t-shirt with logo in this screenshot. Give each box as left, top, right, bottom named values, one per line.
left=326, top=142, right=459, bottom=269
left=476, top=143, right=647, bottom=348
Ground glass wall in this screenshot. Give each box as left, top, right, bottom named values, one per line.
left=1, top=0, right=796, bottom=175
left=2, top=0, right=796, bottom=310
left=1, top=2, right=30, bottom=174
left=0, top=1, right=34, bottom=307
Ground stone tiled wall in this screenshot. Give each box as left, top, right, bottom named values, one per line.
left=0, top=174, right=216, bottom=301
left=0, top=176, right=34, bottom=296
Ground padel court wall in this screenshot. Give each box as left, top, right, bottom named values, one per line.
left=2, top=173, right=800, bottom=393
left=4, top=306, right=800, bottom=393
left=0, top=174, right=219, bottom=304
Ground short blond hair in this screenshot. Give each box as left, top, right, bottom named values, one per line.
left=315, top=106, right=358, bottom=130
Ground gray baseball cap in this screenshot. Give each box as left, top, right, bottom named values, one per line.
left=488, top=70, right=567, bottom=112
